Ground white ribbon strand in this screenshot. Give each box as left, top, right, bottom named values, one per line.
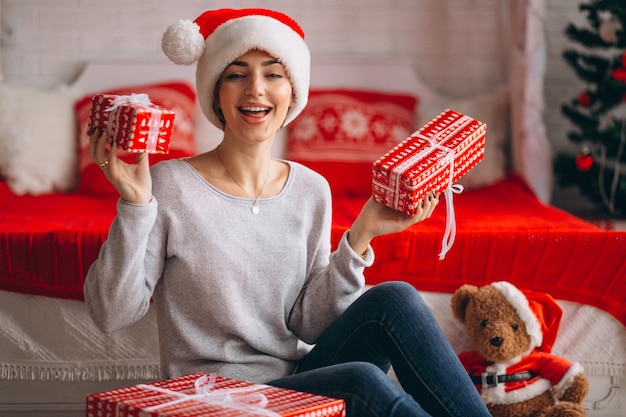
left=390, top=133, right=463, bottom=260
left=138, top=374, right=280, bottom=416
left=439, top=184, right=464, bottom=260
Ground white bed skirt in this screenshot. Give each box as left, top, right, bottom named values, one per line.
left=1, top=288, right=624, bottom=382
left=0, top=288, right=624, bottom=416
left=0, top=290, right=159, bottom=382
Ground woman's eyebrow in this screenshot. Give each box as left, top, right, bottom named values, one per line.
left=228, top=59, right=281, bottom=68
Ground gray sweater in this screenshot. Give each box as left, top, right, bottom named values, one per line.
left=83, top=159, right=373, bottom=383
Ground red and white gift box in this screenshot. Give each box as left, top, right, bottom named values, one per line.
left=87, top=93, right=175, bottom=154
left=372, top=109, right=486, bottom=260
left=372, top=109, right=486, bottom=216
left=86, top=373, right=346, bottom=417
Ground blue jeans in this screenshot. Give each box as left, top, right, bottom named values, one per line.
left=268, top=282, right=491, bottom=417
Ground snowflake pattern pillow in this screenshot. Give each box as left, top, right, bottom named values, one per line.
left=286, top=89, right=418, bottom=197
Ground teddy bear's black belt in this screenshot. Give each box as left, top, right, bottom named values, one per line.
left=471, top=371, right=538, bottom=388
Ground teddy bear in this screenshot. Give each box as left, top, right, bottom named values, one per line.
left=451, top=281, right=589, bottom=417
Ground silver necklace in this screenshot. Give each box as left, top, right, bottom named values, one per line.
left=216, top=147, right=270, bottom=214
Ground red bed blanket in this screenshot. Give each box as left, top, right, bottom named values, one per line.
left=1, top=174, right=625, bottom=326
left=331, top=174, right=625, bottom=326
left=0, top=183, right=115, bottom=300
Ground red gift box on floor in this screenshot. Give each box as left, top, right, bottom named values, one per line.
left=372, top=108, right=486, bottom=217
left=87, top=93, right=175, bottom=154
left=86, top=373, right=346, bottom=417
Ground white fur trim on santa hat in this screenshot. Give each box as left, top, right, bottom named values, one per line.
left=491, top=281, right=543, bottom=350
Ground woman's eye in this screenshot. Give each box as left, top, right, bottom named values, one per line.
left=225, top=73, right=245, bottom=80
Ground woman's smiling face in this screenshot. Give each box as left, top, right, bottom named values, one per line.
left=217, top=49, right=293, bottom=143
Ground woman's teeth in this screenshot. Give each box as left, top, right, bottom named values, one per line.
left=239, top=106, right=270, bottom=115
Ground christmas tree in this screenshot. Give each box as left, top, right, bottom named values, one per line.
left=556, top=0, right=626, bottom=216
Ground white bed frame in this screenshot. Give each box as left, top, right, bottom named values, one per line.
left=1, top=59, right=624, bottom=416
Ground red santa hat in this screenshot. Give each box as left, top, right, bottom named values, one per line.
left=161, top=8, right=310, bottom=130
left=491, top=281, right=563, bottom=353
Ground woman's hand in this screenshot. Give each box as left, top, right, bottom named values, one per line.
left=88, top=129, right=153, bottom=204
left=348, top=194, right=439, bottom=257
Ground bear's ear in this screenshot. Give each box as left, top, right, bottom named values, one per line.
left=451, top=284, right=479, bottom=323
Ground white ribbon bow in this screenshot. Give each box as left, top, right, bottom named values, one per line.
left=422, top=136, right=465, bottom=260
left=104, top=94, right=162, bottom=153
left=105, top=93, right=152, bottom=111
left=139, top=374, right=280, bottom=416
left=390, top=133, right=464, bottom=260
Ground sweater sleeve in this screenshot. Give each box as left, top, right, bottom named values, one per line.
left=83, top=197, right=164, bottom=332
left=286, top=172, right=372, bottom=344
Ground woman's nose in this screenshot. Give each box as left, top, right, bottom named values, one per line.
left=245, top=73, right=264, bottom=96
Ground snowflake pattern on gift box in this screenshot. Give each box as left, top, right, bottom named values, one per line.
left=372, top=109, right=486, bottom=217
left=87, top=94, right=175, bottom=155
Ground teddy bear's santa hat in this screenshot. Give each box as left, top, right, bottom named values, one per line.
left=491, top=281, right=563, bottom=353
left=161, top=8, right=310, bottom=130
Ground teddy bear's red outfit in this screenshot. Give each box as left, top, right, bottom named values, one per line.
left=460, top=349, right=585, bottom=405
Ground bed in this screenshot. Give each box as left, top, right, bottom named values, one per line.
left=0, top=58, right=624, bottom=416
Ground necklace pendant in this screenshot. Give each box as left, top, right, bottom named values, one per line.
left=251, top=203, right=260, bottom=215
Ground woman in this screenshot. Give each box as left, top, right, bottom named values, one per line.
left=84, top=8, right=491, bottom=417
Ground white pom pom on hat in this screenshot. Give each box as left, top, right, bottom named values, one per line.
left=161, top=20, right=206, bottom=66
left=161, top=8, right=310, bottom=130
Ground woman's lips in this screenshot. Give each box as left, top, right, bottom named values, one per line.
left=238, top=106, right=271, bottom=117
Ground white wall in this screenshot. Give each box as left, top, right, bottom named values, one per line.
left=0, top=0, right=593, bottom=210
left=0, top=0, right=507, bottom=93
left=0, top=2, right=2, bottom=75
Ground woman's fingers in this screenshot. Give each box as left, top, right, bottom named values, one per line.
left=423, top=192, right=440, bottom=217
left=88, top=128, right=111, bottom=167
left=86, top=131, right=153, bottom=204
left=103, top=139, right=118, bottom=174
left=412, top=192, right=439, bottom=222
left=87, top=128, right=100, bottom=161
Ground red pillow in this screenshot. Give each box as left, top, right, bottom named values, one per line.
left=75, top=81, right=197, bottom=196
left=286, top=89, right=418, bottom=197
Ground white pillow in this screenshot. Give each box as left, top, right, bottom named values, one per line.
left=0, top=84, right=77, bottom=195
left=417, top=86, right=510, bottom=189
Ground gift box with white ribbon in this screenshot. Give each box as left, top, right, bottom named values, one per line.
left=372, top=109, right=486, bottom=259
left=86, top=373, right=346, bottom=417
left=87, top=93, right=175, bottom=154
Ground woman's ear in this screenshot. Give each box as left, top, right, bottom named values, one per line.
left=212, top=93, right=225, bottom=126
left=212, top=76, right=225, bottom=124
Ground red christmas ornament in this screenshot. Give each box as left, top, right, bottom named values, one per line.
left=578, top=91, right=592, bottom=107
left=575, top=150, right=594, bottom=171
left=611, top=50, right=626, bottom=82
